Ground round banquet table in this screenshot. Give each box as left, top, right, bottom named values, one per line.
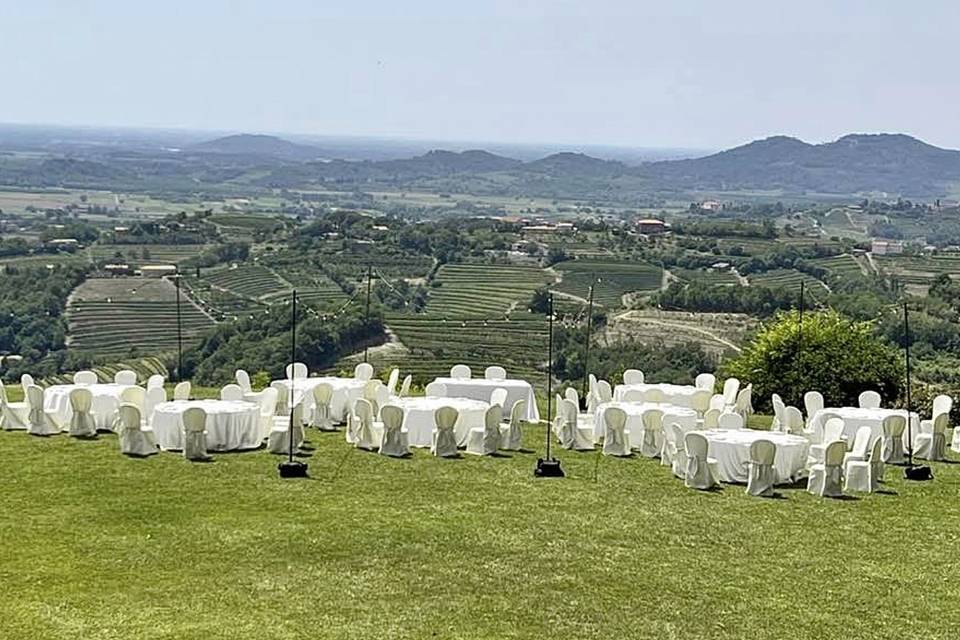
left=613, top=383, right=702, bottom=408
left=44, top=383, right=136, bottom=431
left=809, top=407, right=919, bottom=447
left=594, top=401, right=699, bottom=449
left=690, top=429, right=810, bottom=484
left=432, top=377, right=540, bottom=422
left=271, top=377, right=366, bottom=422
left=393, top=397, right=489, bottom=448
left=151, top=400, right=261, bottom=451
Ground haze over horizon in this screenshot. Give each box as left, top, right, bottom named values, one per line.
left=3, top=1, right=959, bottom=150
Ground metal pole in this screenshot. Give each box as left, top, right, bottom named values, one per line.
left=175, top=275, right=183, bottom=383
left=546, top=293, right=554, bottom=461
left=288, top=290, right=297, bottom=465
left=364, top=264, right=372, bottom=363
left=904, top=301, right=913, bottom=467
left=796, top=281, right=804, bottom=405
left=580, top=279, right=595, bottom=408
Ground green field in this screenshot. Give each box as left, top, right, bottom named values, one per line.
left=2, top=425, right=959, bottom=639
left=201, top=264, right=291, bottom=300
left=67, top=278, right=216, bottom=358
left=90, top=244, right=210, bottom=267
left=424, top=263, right=554, bottom=317
left=875, top=254, right=960, bottom=286
left=554, top=260, right=662, bottom=307
left=808, top=253, right=865, bottom=279
left=748, top=269, right=830, bottom=294
left=672, top=267, right=741, bottom=286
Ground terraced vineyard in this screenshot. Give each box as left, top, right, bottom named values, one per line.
left=424, top=263, right=554, bottom=317
left=68, top=278, right=216, bottom=358
left=553, top=259, right=662, bottom=307
left=748, top=269, right=830, bottom=295
left=875, top=254, right=960, bottom=287
left=90, top=244, right=209, bottom=267
left=808, top=254, right=865, bottom=279
left=672, top=267, right=741, bottom=286
left=201, top=265, right=290, bottom=300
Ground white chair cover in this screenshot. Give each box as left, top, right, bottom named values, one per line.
left=639, top=408, right=663, bottom=458
left=914, top=413, right=947, bottom=461
left=310, top=383, right=336, bottom=430
left=144, top=386, right=167, bottom=424
left=665, top=422, right=687, bottom=478
left=351, top=399, right=380, bottom=451
left=271, top=380, right=290, bottom=415
left=182, top=407, right=210, bottom=461
left=709, top=394, right=726, bottom=411
left=601, top=406, right=630, bottom=457
left=596, top=380, right=613, bottom=403
left=564, top=387, right=580, bottom=409
left=734, top=384, right=753, bottom=417
left=843, top=426, right=873, bottom=465
left=684, top=432, right=718, bottom=490
left=499, top=399, right=526, bottom=451
left=858, top=390, right=881, bottom=409
left=354, top=362, right=374, bottom=381
left=622, top=389, right=645, bottom=403
left=147, top=374, right=166, bottom=390
left=722, top=378, right=740, bottom=407
left=26, top=385, right=59, bottom=436
left=717, top=412, right=744, bottom=430
left=386, top=368, right=400, bottom=395
left=623, top=369, right=644, bottom=385
left=808, top=416, right=845, bottom=464
left=398, top=375, right=412, bottom=398
left=67, top=387, right=96, bottom=437
left=466, top=404, right=503, bottom=456
left=220, top=384, right=244, bottom=401
left=1, top=380, right=30, bottom=431
left=690, top=390, right=712, bottom=416
left=120, top=386, right=146, bottom=412
left=485, top=365, right=507, bottom=381
left=783, top=406, right=805, bottom=435
left=746, top=439, right=776, bottom=497
left=807, top=440, right=845, bottom=497
left=804, top=391, right=824, bottom=425
left=881, top=414, right=906, bottom=464
left=702, top=408, right=720, bottom=429
left=555, top=399, right=593, bottom=451
left=378, top=405, right=410, bottom=457
left=644, top=388, right=666, bottom=404
left=490, top=388, right=508, bottom=409
left=695, top=373, right=716, bottom=391
left=114, top=370, right=137, bottom=385
left=73, top=370, right=98, bottom=385
left=117, top=404, right=157, bottom=457
left=255, top=387, right=279, bottom=439
left=21, top=374, right=35, bottom=398
left=431, top=406, right=459, bottom=457
left=450, top=364, right=471, bottom=380
left=845, top=435, right=883, bottom=493
left=424, top=381, right=446, bottom=397
left=235, top=369, right=252, bottom=393
left=285, top=362, right=308, bottom=380
left=173, top=381, right=191, bottom=401
left=268, top=404, right=306, bottom=454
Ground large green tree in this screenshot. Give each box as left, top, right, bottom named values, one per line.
left=721, top=309, right=903, bottom=411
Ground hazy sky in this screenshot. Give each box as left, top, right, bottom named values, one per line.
left=3, top=1, right=959, bottom=150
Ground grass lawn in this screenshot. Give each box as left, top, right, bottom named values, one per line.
left=2, top=421, right=959, bottom=639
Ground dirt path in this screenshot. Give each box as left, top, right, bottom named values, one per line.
left=864, top=252, right=880, bottom=275
left=731, top=267, right=749, bottom=286
left=612, top=310, right=743, bottom=353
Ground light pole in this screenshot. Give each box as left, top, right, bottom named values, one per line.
left=536, top=292, right=564, bottom=478
left=279, top=290, right=308, bottom=478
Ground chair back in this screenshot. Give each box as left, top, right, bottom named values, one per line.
left=882, top=414, right=905, bottom=437
left=684, top=431, right=709, bottom=459
left=604, top=406, right=627, bottom=433
left=772, top=394, right=787, bottom=429
left=824, top=440, right=847, bottom=466
left=424, top=381, right=446, bottom=397
left=147, top=374, right=165, bottom=390
left=597, top=380, right=613, bottom=402
left=564, top=387, right=580, bottom=407
left=259, top=386, right=279, bottom=416
left=182, top=407, right=207, bottom=432
left=114, top=370, right=137, bottom=385
left=173, top=381, right=191, bottom=401
left=363, top=379, right=383, bottom=402
left=823, top=417, right=845, bottom=442
left=490, top=388, right=508, bottom=408
left=623, top=369, right=644, bottom=385
left=932, top=394, right=953, bottom=418
left=702, top=408, right=720, bottom=429
left=642, top=408, right=664, bottom=433
left=722, top=378, right=740, bottom=405
left=312, top=383, right=333, bottom=406
left=622, top=389, right=644, bottom=403
left=235, top=369, right=252, bottom=392
left=386, top=368, right=400, bottom=394
left=29, top=385, right=47, bottom=410
left=354, top=362, right=374, bottom=381
left=709, top=394, right=726, bottom=411
left=450, top=364, right=471, bottom=380
left=353, top=398, right=374, bottom=428
left=485, top=365, right=507, bottom=381
left=932, top=413, right=949, bottom=434
left=117, top=403, right=142, bottom=432
left=68, top=384, right=93, bottom=413
left=398, top=375, right=412, bottom=397
left=0, top=379, right=7, bottom=406
left=21, top=373, right=35, bottom=391
left=145, top=386, right=166, bottom=419
left=735, top=385, right=752, bottom=412
left=73, top=370, right=98, bottom=385
left=717, top=412, right=744, bottom=430
left=434, top=406, right=459, bottom=430
left=220, top=384, right=244, bottom=401
left=690, top=389, right=712, bottom=415
left=381, top=404, right=403, bottom=431
left=285, top=362, right=308, bottom=380
left=485, top=404, right=503, bottom=431
left=804, top=391, right=824, bottom=419
left=858, top=390, right=881, bottom=409
left=749, top=439, right=776, bottom=465
left=588, top=374, right=598, bottom=393
left=664, top=422, right=683, bottom=450
left=645, top=388, right=666, bottom=404
left=784, top=406, right=804, bottom=434
left=868, top=433, right=884, bottom=462
left=510, top=399, right=526, bottom=426
left=695, top=373, right=716, bottom=391
left=120, top=386, right=146, bottom=410
left=850, top=426, right=873, bottom=458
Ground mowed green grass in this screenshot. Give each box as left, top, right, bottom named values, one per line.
left=2, top=425, right=959, bottom=639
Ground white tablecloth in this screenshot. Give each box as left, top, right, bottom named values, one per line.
left=613, top=383, right=701, bottom=408
left=151, top=400, right=260, bottom=451
left=432, top=377, right=540, bottom=422
left=392, top=397, right=489, bottom=448
left=692, top=429, right=810, bottom=484
left=272, top=377, right=366, bottom=422
left=809, top=407, right=919, bottom=446
left=594, top=401, right=699, bottom=448
left=44, top=383, right=135, bottom=431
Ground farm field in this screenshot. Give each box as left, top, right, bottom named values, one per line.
left=747, top=269, right=830, bottom=295
left=2, top=426, right=959, bottom=639
left=875, top=254, right=960, bottom=286
left=808, top=253, right=866, bottom=278
left=672, top=267, right=741, bottom=286
left=553, top=259, right=662, bottom=307
left=424, top=263, right=554, bottom=317
left=607, top=309, right=758, bottom=356
left=90, top=243, right=210, bottom=267
left=201, top=264, right=290, bottom=300
left=67, top=277, right=216, bottom=358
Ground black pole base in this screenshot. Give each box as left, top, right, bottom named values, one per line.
left=535, top=457, right=565, bottom=478
left=904, top=465, right=933, bottom=481
left=278, top=460, right=309, bottom=478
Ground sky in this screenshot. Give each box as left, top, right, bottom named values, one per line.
left=2, top=0, right=960, bottom=150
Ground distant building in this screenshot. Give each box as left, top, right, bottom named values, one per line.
left=871, top=240, right=904, bottom=255
left=104, top=263, right=132, bottom=276
left=47, top=238, right=79, bottom=247
left=139, top=264, right=178, bottom=278
left=699, top=200, right=722, bottom=212
left=635, top=219, right=669, bottom=235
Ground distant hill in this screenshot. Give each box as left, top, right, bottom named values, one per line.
left=525, top=152, right=626, bottom=177
left=642, top=133, right=960, bottom=196
left=191, top=134, right=326, bottom=161
left=379, top=149, right=521, bottom=175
